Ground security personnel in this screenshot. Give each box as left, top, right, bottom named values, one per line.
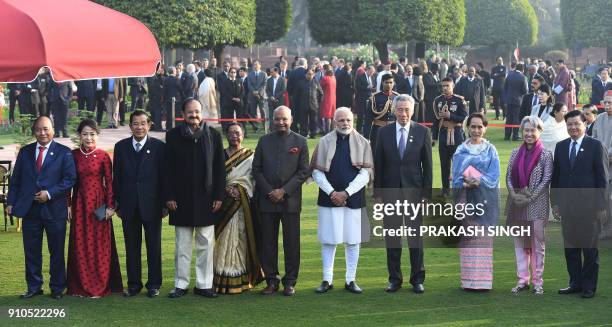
left=433, top=77, right=467, bottom=197
left=490, top=57, right=507, bottom=120
left=363, top=73, right=399, bottom=154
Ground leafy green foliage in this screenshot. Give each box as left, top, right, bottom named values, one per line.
left=255, top=0, right=291, bottom=43
left=464, top=0, right=538, bottom=48
left=560, top=0, right=612, bottom=48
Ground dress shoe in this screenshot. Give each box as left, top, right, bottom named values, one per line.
left=123, top=288, right=141, bottom=297
left=50, top=291, right=63, bottom=300
left=345, top=281, right=362, bottom=294
left=315, top=281, right=333, bottom=294
left=260, top=283, right=279, bottom=295
left=283, top=285, right=296, bottom=296
left=413, top=284, right=425, bottom=294
left=20, top=289, right=43, bottom=299
left=511, top=283, right=529, bottom=294
left=147, top=289, right=160, bottom=298
left=384, top=283, right=401, bottom=293
left=582, top=290, right=595, bottom=298
left=194, top=288, right=218, bottom=298
left=558, top=286, right=582, bottom=294
left=168, top=288, right=188, bottom=298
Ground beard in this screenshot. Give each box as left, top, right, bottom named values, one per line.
left=336, top=126, right=353, bottom=135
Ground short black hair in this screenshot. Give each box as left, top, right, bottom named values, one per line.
left=390, top=63, right=398, bottom=70
left=441, top=77, right=454, bottom=84
left=476, top=62, right=484, bottom=69
left=557, top=59, right=565, bottom=64
left=551, top=102, right=567, bottom=117
left=77, top=118, right=100, bottom=134
left=182, top=97, right=201, bottom=112
left=204, top=68, right=213, bottom=77
left=515, top=63, right=524, bottom=71
left=381, top=73, right=394, bottom=81
left=466, top=112, right=488, bottom=127
left=238, top=67, right=248, bottom=73
left=564, top=108, right=585, bottom=122
left=225, top=122, right=243, bottom=134
left=129, top=109, right=152, bottom=125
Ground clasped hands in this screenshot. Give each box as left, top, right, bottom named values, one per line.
left=267, top=188, right=286, bottom=203
left=510, top=189, right=532, bottom=207
left=462, top=177, right=480, bottom=189
left=330, top=191, right=349, bottom=207
left=166, top=200, right=222, bottom=213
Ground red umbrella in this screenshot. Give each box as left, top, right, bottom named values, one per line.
left=0, top=0, right=161, bottom=82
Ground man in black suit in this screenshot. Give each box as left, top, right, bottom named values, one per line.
left=147, top=66, right=165, bottom=131
left=163, top=67, right=183, bottom=130
left=181, top=64, right=198, bottom=99
left=504, top=63, right=528, bottom=141
left=354, top=65, right=374, bottom=134
left=551, top=110, right=608, bottom=299
left=374, top=94, right=432, bottom=294
left=519, top=75, right=545, bottom=119
left=216, top=61, right=231, bottom=86
left=335, top=63, right=354, bottom=109
left=247, top=60, right=267, bottom=132
left=266, top=67, right=286, bottom=129
left=48, top=81, right=71, bottom=138
left=75, top=80, right=96, bottom=113
left=591, top=67, right=611, bottom=106
left=287, top=58, right=307, bottom=133
left=128, top=77, right=147, bottom=112
left=252, top=106, right=309, bottom=296
left=491, top=57, right=507, bottom=120
left=476, top=62, right=491, bottom=91
left=113, top=110, right=165, bottom=298
left=455, top=66, right=486, bottom=115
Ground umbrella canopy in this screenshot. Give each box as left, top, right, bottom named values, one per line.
left=0, top=0, right=161, bottom=82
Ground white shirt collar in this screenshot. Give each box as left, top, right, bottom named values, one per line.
left=396, top=121, right=410, bottom=134
left=570, top=134, right=585, bottom=154
left=36, top=140, right=52, bottom=149
left=132, top=135, right=148, bottom=149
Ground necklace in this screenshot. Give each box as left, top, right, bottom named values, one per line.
left=80, top=147, right=97, bottom=157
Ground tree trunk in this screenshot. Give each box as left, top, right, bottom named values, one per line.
left=374, top=42, right=389, bottom=64
left=213, top=45, right=225, bottom=65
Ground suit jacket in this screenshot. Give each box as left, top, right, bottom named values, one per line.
left=456, top=76, right=486, bottom=112
left=163, top=75, right=183, bottom=103
left=48, top=81, right=71, bottom=106
left=102, top=78, right=127, bottom=98
left=287, top=67, right=306, bottom=97
left=181, top=73, right=198, bottom=99
left=504, top=70, right=528, bottom=106
left=220, top=78, right=242, bottom=108
left=519, top=92, right=539, bottom=119
left=252, top=131, right=309, bottom=213
left=197, top=70, right=206, bottom=87
left=373, top=122, right=433, bottom=200
left=335, top=68, right=354, bottom=107
left=590, top=77, right=612, bottom=105
left=490, top=65, right=507, bottom=93
left=247, top=70, right=267, bottom=99
left=266, top=76, right=286, bottom=102
left=113, top=136, right=165, bottom=221
left=75, top=80, right=96, bottom=98
left=7, top=141, right=76, bottom=219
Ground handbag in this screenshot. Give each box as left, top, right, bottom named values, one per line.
left=94, top=204, right=106, bottom=221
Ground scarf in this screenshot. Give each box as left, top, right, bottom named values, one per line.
left=511, top=140, right=543, bottom=189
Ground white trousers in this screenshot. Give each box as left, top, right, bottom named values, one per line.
left=174, top=226, right=215, bottom=289
left=321, top=243, right=360, bottom=284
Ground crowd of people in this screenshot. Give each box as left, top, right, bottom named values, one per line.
left=5, top=52, right=612, bottom=302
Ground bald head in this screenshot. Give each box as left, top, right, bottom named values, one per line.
left=32, top=116, right=54, bottom=145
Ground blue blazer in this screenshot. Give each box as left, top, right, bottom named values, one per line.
left=503, top=70, right=528, bottom=106
left=7, top=141, right=77, bottom=220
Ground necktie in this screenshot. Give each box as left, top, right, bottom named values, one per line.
left=36, top=146, right=46, bottom=172
left=532, top=94, right=538, bottom=107
left=135, top=142, right=142, bottom=152
left=569, top=141, right=577, bottom=168
left=398, top=128, right=406, bottom=158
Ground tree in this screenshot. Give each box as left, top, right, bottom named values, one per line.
left=255, top=0, right=292, bottom=44
left=464, top=0, right=538, bottom=51
left=560, top=0, right=612, bottom=51
left=308, top=0, right=465, bottom=64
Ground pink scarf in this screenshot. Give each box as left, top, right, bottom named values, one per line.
left=511, top=140, right=543, bottom=189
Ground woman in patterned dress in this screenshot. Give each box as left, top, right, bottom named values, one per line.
left=67, top=119, right=123, bottom=297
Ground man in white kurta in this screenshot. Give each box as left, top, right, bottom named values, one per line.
left=311, top=108, right=373, bottom=294
left=592, top=91, right=612, bottom=239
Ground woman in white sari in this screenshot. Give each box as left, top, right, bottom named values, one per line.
left=540, top=102, right=569, bottom=156
left=213, top=123, right=263, bottom=294
left=198, top=69, right=218, bottom=120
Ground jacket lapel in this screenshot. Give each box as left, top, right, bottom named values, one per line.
left=39, top=141, right=58, bottom=174
left=138, top=140, right=152, bottom=173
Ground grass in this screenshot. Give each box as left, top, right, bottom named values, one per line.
left=0, top=113, right=611, bottom=327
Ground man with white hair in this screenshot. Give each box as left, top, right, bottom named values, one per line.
left=181, top=64, right=198, bottom=99
left=311, top=107, right=373, bottom=294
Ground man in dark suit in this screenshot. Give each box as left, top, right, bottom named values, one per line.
left=7, top=116, right=77, bottom=299
left=455, top=66, right=486, bottom=115
left=216, top=61, right=231, bottom=86
left=519, top=75, right=545, bottom=119
left=75, top=79, right=96, bottom=112
left=17, top=83, right=34, bottom=116
left=219, top=68, right=243, bottom=133
left=551, top=110, right=608, bottom=299
left=335, top=63, right=354, bottom=109
left=591, top=67, right=611, bottom=106
left=491, top=57, right=507, bottom=120
left=163, top=67, right=183, bottom=130
left=32, top=70, right=51, bottom=117
left=252, top=106, right=309, bottom=296
left=354, top=65, right=374, bottom=134
left=181, top=64, right=198, bottom=100
left=504, top=63, right=528, bottom=141
left=374, top=94, right=432, bottom=294
left=247, top=60, right=267, bottom=132
left=287, top=58, right=307, bottom=133
left=48, top=81, right=72, bottom=138
left=476, top=62, right=491, bottom=91
left=128, top=77, right=147, bottom=112
left=114, top=110, right=166, bottom=298
left=266, top=67, right=286, bottom=129
left=147, top=66, right=165, bottom=131
left=8, top=83, right=21, bottom=123
left=94, top=79, right=106, bottom=125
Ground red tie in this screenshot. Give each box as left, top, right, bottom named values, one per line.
left=36, top=146, right=46, bottom=172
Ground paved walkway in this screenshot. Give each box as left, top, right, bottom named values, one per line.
left=0, top=126, right=166, bottom=163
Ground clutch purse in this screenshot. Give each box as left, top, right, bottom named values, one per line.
left=94, top=204, right=106, bottom=221
left=462, top=165, right=482, bottom=180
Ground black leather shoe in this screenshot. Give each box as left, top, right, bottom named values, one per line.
left=168, top=288, right=188, bottom=298
left=20, top=289, right=43, bottom=299
left=315, top=281, right=333, bottom=294
left=147, top=289, right=160, bottom=298
left=50, top=291, right=63, bottom=300
left=283, top=286, right=296, bottom=296
left=384, top=283, right=401, bottom=293
left=345, top=281, right=363, bottom=294
left=194, top=288, right=218, bottom=298
left=582, top=290, right=595, bottom=298
left=558, top=286, right=582, bottom=294
left=123, top=288, right=141, bottom=297
left=261, top=283, right=279, bottom=295
left=413, top=284, right=425, bottom=294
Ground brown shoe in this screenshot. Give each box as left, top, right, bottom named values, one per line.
left=283, top=285, right=296, bottom=296
left=260, top=283, right=279, bottom=295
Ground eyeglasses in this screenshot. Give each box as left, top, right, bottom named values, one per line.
left=604, top=101, right=612, bottom=104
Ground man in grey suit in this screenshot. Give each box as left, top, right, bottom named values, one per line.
left=266, top=67, right=286, bottom=130
left=247, top=60, right=267, bottom=132
left=252, top=106, right=310, bottom=296
left=455, top=66, right=486, bottom=115
left=504, top=63, right=528, bottom=141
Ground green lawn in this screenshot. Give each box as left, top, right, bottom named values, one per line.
left=0, top=116, right=611, bottom=326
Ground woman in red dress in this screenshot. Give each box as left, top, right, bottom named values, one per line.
left=319, top=67, right=337, bottom=134
left=67, top=119, right=123, bottom=297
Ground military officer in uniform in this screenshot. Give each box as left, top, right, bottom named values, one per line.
left=432, top=77, right=467, bottom=197
left=363, top=74, right=399, bottom=155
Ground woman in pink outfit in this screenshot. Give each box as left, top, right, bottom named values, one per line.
left=319, top=67, right=336, bottom=134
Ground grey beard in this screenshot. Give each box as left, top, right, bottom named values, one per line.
left=336, top=127, right=352, bottom=135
